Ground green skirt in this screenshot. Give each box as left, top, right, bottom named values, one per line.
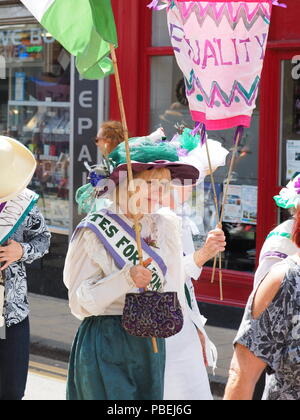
left=67, top=316, right=165, bottom=400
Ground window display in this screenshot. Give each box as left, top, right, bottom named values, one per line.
left=150, top=55, right=259, bottom=273
left=0, top=23, right=71, bottom=233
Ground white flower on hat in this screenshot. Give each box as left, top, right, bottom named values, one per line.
left=185, top=139, right=229, bottom=183
left=274, top=174, right=300, bottom=209
left=170, top=128, right=229, bottom=184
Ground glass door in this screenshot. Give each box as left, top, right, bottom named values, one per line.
left=0, top=23, right=71, bottom=234
left=279, top=55, right=300, bottom=223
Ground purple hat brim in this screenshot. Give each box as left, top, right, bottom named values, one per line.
left=110, top=161, right=199, bottom=186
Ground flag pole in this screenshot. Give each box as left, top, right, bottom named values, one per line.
left=219, top=127, right=244, bottom=223
left=110, top=44, right=159, bottom=354
left=212, top=126, right=244, bottom=301
left=205, top=142, right=222, bottom=291
left=199, top=125, right=221, bottom=287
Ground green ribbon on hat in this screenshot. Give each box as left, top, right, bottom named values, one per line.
left=273, top=174, right=300, bottom=209
left=273, top=194, right=300, bottom=210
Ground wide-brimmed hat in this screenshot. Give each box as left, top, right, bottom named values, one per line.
left=108, top=135, right=200, bottom=185
left=274, top=174, right=300, bottom=209
left=0, top=136, right=37, bottom=203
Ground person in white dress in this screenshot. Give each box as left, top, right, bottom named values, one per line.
left=163, top=133, right=229, bottom=400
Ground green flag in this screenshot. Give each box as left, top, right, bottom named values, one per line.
left=20, top=0, right=118, bottom=79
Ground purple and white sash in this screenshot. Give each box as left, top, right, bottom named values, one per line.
left=0, top=188, right=39, bottom=246
left=73, top=211, right=167, bottom=292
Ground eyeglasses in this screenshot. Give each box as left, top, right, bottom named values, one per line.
left=95, top=136, right=108, bottom=144
left=145, top=180, right=170, bottom=191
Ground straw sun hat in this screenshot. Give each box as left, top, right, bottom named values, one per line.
left=0, top=136, right=37, bottom=203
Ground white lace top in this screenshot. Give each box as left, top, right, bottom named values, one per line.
left=63, top=208, right=201, bottom=320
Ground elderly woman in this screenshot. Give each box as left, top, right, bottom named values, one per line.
left=64, top=136, right=226, bottom=400
left=0, top=137, right=51, bottom=401
left=224, top=204, right=300, bottom=400
left=76, top=126, right=165, bottom=214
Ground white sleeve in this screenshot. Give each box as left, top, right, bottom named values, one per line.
left=63, top=229, right=135, bottom=319
left=183, top=253, right=203, bottom=280
left=254, top=256, right=284, bottom=289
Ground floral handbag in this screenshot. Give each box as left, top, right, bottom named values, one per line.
left=122, top=291, right=184, bottom=339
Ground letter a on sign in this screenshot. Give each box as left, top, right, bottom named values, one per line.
left=78, top=145, right=92, bottom=162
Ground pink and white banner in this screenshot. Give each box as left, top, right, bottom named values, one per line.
left=167, top=0, right=274, bottom=129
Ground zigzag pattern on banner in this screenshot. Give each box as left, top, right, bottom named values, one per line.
left=177, top=2, right=272, bottom=28
left=185, top=69, right=261, bottom=107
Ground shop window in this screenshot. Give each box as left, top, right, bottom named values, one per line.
left=279, top=58, right=300, bottom=223
left=150, top=56, right=192, bottom=138
left=152, top=8, right=171, bottom=47
left=0, top=24, right=71, bottom=234
left=150, top=55, right=259, bottom=273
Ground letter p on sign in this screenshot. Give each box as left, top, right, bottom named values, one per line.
left=78, top=118, right=93, bottom=135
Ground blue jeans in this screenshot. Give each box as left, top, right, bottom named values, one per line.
left=0, top=317, right=30, bottom=400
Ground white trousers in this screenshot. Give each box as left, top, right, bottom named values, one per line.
left=164, top=314, right=213, bottom=400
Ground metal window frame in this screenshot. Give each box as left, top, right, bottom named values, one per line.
left=0, top=2, right=35, bottom=25
left=0, top=1, right=20, bottom=5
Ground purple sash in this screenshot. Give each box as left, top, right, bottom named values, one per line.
left=73, top=211, right=167, bottom=292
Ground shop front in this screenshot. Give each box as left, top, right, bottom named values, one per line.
left=0, top=0, right=103, bottom=298
left=0, top=1, right=299, bottom=306
left=110, top=0, right=300, bottom=307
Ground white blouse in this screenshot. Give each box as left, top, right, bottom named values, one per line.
left=63, top=209, right=201, bottom=320
left=254, top=218, right=298, bottom=288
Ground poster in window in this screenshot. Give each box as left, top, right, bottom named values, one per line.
left=223, top=185, right=242, bottom=223
left=286, top=140, right=300, bottom=180
left=241, top=185, right=258, bottom=225
left=223, top=184, right=258, bottom=225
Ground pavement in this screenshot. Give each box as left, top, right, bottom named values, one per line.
left=28, top=293, right=243, bottom=399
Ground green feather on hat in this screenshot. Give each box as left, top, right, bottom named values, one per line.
left=109, top=137, right=179, bottom=168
